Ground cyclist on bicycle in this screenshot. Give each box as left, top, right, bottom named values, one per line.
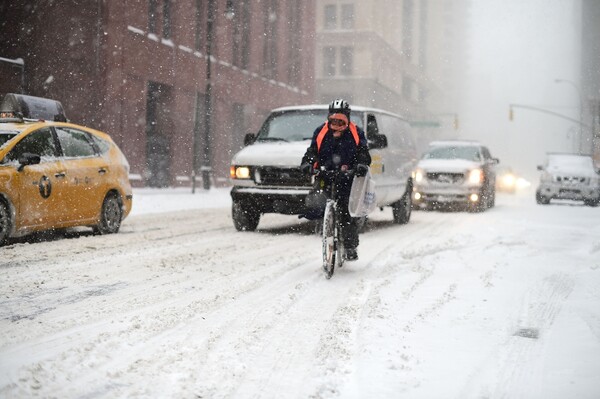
left=300, top=99, right=371, bottom=261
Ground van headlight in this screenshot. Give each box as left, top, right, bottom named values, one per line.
left=230, top=165, right=251, bottom=179
left=468, top=168, right=483, bottom=184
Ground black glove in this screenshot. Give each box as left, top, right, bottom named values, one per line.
left=355, top=164, right=369, bottom=177
left=300, top=163, right=313, bottom=175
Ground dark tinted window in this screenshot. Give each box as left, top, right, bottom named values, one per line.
left=55, top=127, right=97, bottom=158
left=5, top=128, right=58, bottom=162
left=0, top=132, right=17, bottom=148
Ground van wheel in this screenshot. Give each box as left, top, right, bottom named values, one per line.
left=392, top=190, right=412, bottom=224
left=94, top=192, right=123, bottom=234
left=0, top=199, right=11, bottom=246
left=232, top=201, right=260, bottom=231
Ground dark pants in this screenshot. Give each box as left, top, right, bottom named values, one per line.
left=337, top=193, right=359, bottom=249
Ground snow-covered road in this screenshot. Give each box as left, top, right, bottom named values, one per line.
left=1, top=190, right=599, bottom=398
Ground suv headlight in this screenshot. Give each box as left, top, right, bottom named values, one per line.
left=468, top=168, right=483, bottom=184
left=230, top=165, right=251, bottom=179
left=413, top=168, right=424, bottom=183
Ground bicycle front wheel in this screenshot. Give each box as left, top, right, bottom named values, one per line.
left=322, top=201, right=336, bottom=279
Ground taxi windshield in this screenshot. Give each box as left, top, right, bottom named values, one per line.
left=256, top=109, right=363, bottom=142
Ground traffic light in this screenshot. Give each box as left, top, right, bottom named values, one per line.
left=509, top=107, right=514, bottom=121
left=453, top=116, right=459, bottom=130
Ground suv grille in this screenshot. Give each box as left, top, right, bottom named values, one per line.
left=556, top=176, right=588, bottom=185
left=255, top=167, right=312, bottom=187
left=427, top=172, right=465, bottom=184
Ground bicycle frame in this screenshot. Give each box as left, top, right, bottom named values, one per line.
left=318, top=167, right=353, bottom=279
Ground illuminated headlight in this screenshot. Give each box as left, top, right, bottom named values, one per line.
left=501, top=174, right=516, bottom=187
left=468, top=169, right=483, bottom=184
left=230, top=165, right=251, bottom=179
left=413, top=169, right=424, bottom=183
left=469, top=193, right=479, bottom=202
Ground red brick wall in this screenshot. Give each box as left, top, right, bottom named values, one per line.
left=1, top=0, right=316, bottom=187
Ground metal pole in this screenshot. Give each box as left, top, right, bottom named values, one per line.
left=202, top=0, right=216, bottom=190
left=555, top=79, right=583, bottom=154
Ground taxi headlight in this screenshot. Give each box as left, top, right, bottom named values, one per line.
left=230, top=165, right=251, bottom=179
left=468, top=169, right=483, bottom=184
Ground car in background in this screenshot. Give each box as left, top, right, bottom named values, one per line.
left=0, top=93, right=133, bottom=246
left=536, top=153, right=600, bottom=206
left=412, top=140, right=499, bottom=212
left=495, top=166, right=531, bottom=193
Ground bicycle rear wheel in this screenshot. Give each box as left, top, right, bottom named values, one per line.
left=322, top=201, right=336, bottom=279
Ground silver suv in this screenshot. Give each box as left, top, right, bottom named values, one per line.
left=412, top=140, right=499, bottom=212
left=536, top=153, right=600, bottom=206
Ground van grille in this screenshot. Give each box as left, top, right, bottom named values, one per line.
left=255, top=167, right=312, bottom=187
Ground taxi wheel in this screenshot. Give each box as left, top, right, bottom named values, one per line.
left=0, top=200, right=11, bottom=246
left=94, top=192, right=122, bottom=235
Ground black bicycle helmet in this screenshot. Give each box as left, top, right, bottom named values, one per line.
left=328, top=98, right=351, bottom=118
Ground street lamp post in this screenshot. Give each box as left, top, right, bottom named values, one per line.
left=555, top=78, right=583, bottom=154
left=200, top=0, right=216, bottom=191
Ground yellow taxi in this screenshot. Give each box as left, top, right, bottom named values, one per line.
left=0, top=93, right=132, bottom=246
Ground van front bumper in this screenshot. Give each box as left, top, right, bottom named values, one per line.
left=230, top=186, right=312, bottom=215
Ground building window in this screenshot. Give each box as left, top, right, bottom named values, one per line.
left=148, top=0, right=158, bottom=34
left=323, top=46, right=336, bottom=76
left=341, top=4, right=354, bottom=29
left=287, top=1, right=302, bottom=84
left=262, top=0, right=279, bottom=79
left=194, top=0, right=204, bottom=51
left=340, top=46, right=353, bottom=76
left=232, top=0, right=251, bottom=69
left=324, top=4, right=337, bottom=30
left=163, top=0, right=171, bottom=39
left=402, top=0, right=414, bottom=60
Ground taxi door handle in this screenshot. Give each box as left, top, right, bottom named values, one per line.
left=54, top=172, right=66, bottom=178
left=98, top=168, right=107, bottom=175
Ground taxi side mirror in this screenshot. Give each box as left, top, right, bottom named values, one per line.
left=17, top=153, right=41, bottom=172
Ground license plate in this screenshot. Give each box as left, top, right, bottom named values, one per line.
left=436, top=195, right=452, bottom=202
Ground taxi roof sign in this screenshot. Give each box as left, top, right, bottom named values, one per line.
left=0, top=93, right=67, bottom=122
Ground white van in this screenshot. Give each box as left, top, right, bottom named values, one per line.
left=229, top=104, right=418, bottom=231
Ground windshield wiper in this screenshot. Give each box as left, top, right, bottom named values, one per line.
left=257, top=137, right=288, bottom=142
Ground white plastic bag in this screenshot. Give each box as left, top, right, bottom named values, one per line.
left=349, top=170, right=377, bottom=217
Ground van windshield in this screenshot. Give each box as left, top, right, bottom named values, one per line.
left=256, top=109, right=363, bottom=142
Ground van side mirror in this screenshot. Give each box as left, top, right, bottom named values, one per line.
left=369, top=134, right=388, bottom=150
left=17, top=152, right=41, bottom=171
left=244, top=133, right=256, bottom=146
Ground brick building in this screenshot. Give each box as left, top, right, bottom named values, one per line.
left=0, top=0, right=315, bottom=187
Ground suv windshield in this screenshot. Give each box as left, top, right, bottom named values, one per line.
left=256, top=109, right=363, bottom=142
left=424, top=146, right=481, bottom=161
left=547, top=154, right=594, bottom=170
